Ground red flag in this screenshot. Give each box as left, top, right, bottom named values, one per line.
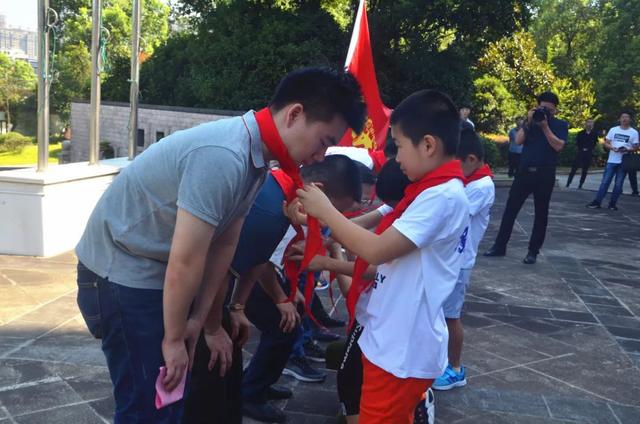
left=340, top=0, right=391, bottom=151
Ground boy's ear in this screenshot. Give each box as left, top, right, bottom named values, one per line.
left=422, top=134, right=439, bottom=157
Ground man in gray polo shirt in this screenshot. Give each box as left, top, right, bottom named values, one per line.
left=76, top=67, right=366, bottom=423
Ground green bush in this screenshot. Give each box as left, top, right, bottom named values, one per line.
left=480, top=135, right=508, bottom=169
left=0, top=132, right=32, bottom=153
left=558, top=129, right=607, bottom=167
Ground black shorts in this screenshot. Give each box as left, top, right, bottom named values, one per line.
left=337, top=321, right=364, bottom=416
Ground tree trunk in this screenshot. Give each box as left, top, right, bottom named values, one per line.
left=5, top=100, right=10, bottom=131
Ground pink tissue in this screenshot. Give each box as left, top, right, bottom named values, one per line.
left=155, top=366, right=187, bottom=409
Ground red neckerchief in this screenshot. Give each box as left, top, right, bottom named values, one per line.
left=464, top=164, right=493, bottom=185
left=346, top=159, right=464, bottom=329
left=255, top=108, right=325, bottom=319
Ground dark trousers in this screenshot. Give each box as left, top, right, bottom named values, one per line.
left=508, top=152, right=521, bottom=177
left=76, top=262, right=185, bottom=424
left=183, top=313, right=243, bottom=424
left=627, top=170, right=638, bottom=194
left=494, top=166, right=556, bottom=255
left=567, top=150, right=592, bottom=188
left=242, top=284, right=297, bottom=402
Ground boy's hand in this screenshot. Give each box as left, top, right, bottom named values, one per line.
left=288, top=252, right=327, bottom=272
left=283, top=199, right=307, bottom=226
left=296, top=183, right=335, bottom=220
left=203, top=326, right=233, bottom=376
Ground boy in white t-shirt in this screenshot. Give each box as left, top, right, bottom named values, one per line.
left=297, top=90, right=470, bottom=423
left=587, top=111, right=639, bottom=211
left=433, top=126, right=495, bottom=391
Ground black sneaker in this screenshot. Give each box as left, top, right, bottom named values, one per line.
left=608, top=204, right=618, bottom=211
left=266, top=385, right=293, bottom=400
left=282, top=357, right=326, bottom=383
left=586, top=201, right=601, bottom=209
left=483, top=245, right=506, bottom=257
left=242, top=400, right=287, bottom=423
left=523, top=252, right=537, bottom=265
left=303, top=340, right=326, bottom=363
left=631, top=192, right=639, bottom=197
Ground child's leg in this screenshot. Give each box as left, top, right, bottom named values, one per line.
left=446, top=318, right=464, bottom=368
left=338, top=323, right=364, bottom=422
left=359, top=354, right=432, bottom=424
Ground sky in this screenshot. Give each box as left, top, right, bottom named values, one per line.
left=0, top=0, right=37, bottom=31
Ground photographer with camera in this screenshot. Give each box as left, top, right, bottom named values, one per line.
left=485, top=91, right=568, bottom=264
left=587, top=111, right=639, bottom=210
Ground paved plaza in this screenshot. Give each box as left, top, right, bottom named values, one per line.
left=0, top=175, right=639, bottom=423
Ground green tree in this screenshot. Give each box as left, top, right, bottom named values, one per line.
left=473, top=75, right=524, bottom=133
left=477, top=31, right=555, bottom=105
left=49, top=0, right=170, bottom=116
left=532, top=0, right=602, bottom=80
left=0, top=53, right=37, bottom=129
left=141, top=1, right=347, bottom=109
left=592, top=0, right=640, bottom=124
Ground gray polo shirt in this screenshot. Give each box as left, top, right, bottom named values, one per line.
left=76, top=111, right=267, bottom=290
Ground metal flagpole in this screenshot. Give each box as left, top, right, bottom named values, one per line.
left=36, top=0, right=50, bottom=172
left=88, top=0, right=102, bottom=165
left=128, top=0, right=142, bottom=160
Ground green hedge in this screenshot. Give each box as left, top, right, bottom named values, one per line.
left=481, top=129, right=608, bottom=169
left=0, top=132, right=32, bottom=154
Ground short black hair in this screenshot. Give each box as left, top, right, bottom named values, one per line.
left=375, top=160, right=410, bottom=205
left=270, top=67, right=367, bottom=135
left=620, top=110, right=634, bottom=119
left=536, top=91, right=560, bottom=106
left=459, top=103, right=472, bottom=110
left=355, top=161, right=376, bottom=186
left=384, top=128, right=398, bottom=158
left=456, top=126, right=485, bottom=162
left=300, top=154, right=362, bottom=202
left=390, top=90, right=460, bottom=155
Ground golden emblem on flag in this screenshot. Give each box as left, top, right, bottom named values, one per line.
left=351, top=117, right=375, bottom=150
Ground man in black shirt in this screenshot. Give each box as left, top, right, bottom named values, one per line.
left=484, top=91, right=569, bottom=264
left=566, top=119, right=598, bottom=189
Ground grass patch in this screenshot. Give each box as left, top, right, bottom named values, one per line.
left=0, top=144, right=62, bottom=166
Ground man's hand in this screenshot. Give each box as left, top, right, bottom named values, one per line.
left=228, top=309, right=251, bottom=347
left=276, top=301, right=301, bottom=332
left=203, top=326, right=233, bottom=376
left=526, top=108, right=536, bottom=125
left=184, top=318, right=203, bottom=371
left=161, top=337, right=189, bottom=391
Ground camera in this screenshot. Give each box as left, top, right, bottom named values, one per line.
left=532, top=106, right=551, bottom=123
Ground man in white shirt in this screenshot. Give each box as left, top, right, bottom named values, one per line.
left=459, top=104, right=475, bottom=129
left=587, top=111, right=639, bottom=211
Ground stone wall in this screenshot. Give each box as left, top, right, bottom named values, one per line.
left=70, top=101, right=242, bottom=162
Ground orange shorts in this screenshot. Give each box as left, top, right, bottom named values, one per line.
left=359, top=354, right=433, bottom=424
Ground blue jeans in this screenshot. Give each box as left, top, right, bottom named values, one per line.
left=76, top=262, right=185, bottom=423
left=595, top=162, right=626, bottom=206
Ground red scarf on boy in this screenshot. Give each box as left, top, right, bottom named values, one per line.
left=463, top=163, right=493, bottom=185
left=255, top=108, right=325, bottom=316
left=346, top=159, right=465, bottom=328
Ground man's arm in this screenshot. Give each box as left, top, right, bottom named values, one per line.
left=540, top=121, right=566, bottom=152
left=161, top=208, right=215, bottom=390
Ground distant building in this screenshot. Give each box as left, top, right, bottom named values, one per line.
left=0, top=15, right=38, bottom=71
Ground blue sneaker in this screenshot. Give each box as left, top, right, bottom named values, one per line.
left=432, top=364, right=467, bottom=391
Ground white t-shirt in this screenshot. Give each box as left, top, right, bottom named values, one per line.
left=269, top=225, right=297, bottom=266
left=326, top=146, right=374, bottom=169
left=606, top=126, right=639, bottom=164
left=461, top=176, right=495, bottom=269
left=357, top=179, right=470, bottom=379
